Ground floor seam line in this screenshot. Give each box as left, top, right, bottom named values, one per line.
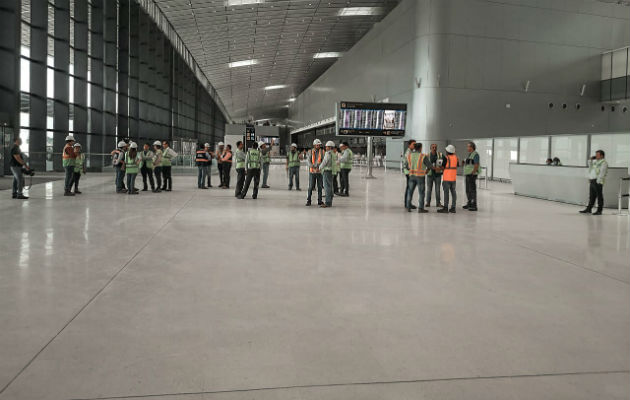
left=66, top=370, right=630, bottom=400
left=0, top=193, right=197, bottom=397
left=495, top=235, right=630, bottom=286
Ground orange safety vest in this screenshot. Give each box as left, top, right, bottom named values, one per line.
left=407, top=153, right=427, bottom=177
left=62, top=144, right=73, bottom=159
left=443, top=154, right=458, bottom=182
left=310, top=148, right=323, bottom=173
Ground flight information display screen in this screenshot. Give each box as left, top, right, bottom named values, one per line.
left=337, top=101, right=407, bottom=137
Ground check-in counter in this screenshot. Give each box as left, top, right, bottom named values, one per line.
left=509, top=163, right=629, bottom=208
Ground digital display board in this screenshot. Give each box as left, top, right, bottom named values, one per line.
left=337, top=101, right=407, bottom=137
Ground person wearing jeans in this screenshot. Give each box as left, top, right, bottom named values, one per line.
left=438, top=144, right=458, bottom=213
left=306, top=139, right=324, bottom=206
left=260, top=142, right=271, bottom=188
left=286, top=143, right=301, bottom=190
left=125, top=143, right=141, bottom=195
left=319, top=141, right=336, bottom=207
left=463, top=142, right=480, bottom=211
left=425, top=144, right=444, bottom=207
left=10, top=137, right=29, bottom=199
left=403, top=142, right=431, bottom=212
left=580, top=150, right=608, bottom=215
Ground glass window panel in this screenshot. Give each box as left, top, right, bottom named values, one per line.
left=551, top=135, right=587, bottom=167
left=474, top=138, right=493, bottom=178
left=601, top=52, right=612, bottom=81
left=519, top=136, right=549, bottom=164
left=590, top=133, right=630, bottom=168
left=612, top=48, right=628, bottom=79
left=20, top=58, right=30, bottom=92
left=493, top=138, right=518, bottom=180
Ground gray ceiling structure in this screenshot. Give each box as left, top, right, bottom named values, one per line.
left=154, top=0, right=401, bottom=120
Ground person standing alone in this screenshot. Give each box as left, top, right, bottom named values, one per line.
left=62, top=135, right=77, bottom=196
left=10, top=137, right=30, bottom=199
left=286, top=143, right=301, bottom=190
left=463, top=141, right=480, bottom=211
left=580, top=150, right=608, bottom=215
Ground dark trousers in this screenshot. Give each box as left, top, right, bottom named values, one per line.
left=240, top=168, right=260, bottom=198
left=404, top=175, right=410, bottom=206
left=323, top=170, right=334, bottom=206
left=126, top=173, right=137, bottom=195
left=307, top=173, right=323, bottom=204
left=465, top=174, right=477, bottom=205
left=235, top=168, right=246, bottom=196
left=333, top=173, right=339, bottom=193
left=426, top=174, right=441, bottom=205
left=64, top=165, right=75, bottom=192
left=161, top=166, right=172, bottom=190
left=11, top=166, right=24, bottom=196
left=73, top=172, right=81, bottom=191
left=154, top=166, right=162, bottom=190
left=115, top=165, right=125, bottom=191
left=288, top=166, right=300, bottom=189
left=340, top=168, right=350, bottom=195
left=442, top=180, right=457, bottom=209
left=217, top=163, right=224, bottom=186
left=587, top=179, right=604, bottom=210
left=406, top=176, right=426, bottom=209
left=222, top=164, right=231, bottom=187
left=141, top=166, right=155, bottom=190
left=207, top=165, right=212, bottom=187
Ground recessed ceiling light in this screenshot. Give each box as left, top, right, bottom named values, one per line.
left=228, top=59, right=258, bottom=68
left=313, top=52, right=342, bottom=59
left=338, top=7, right=382, bottom=16
left=288, top=97, right=296, bottom=102
left=264, top=85, right=287, bottom=90
left=225, top=0, right=263, bottom=6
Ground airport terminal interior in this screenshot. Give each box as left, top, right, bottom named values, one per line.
left=0, top=0, right=629, bottom=399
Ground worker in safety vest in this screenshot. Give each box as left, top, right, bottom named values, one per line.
left=72, top=143, right=86, bottom=194
left=196, top=142, right=210, bottom=189
left=260, top=142, right=271, bottom=188
left=237, top=141, right=261, bottom=199
left=234, top=141, right=246, bottom=196
left=425, top=143, right=444, bottom=208
left=152, top=140, right=163, bottom=193
left=161, top=140, right=176, bottom=191
left=403, top=140, right=417, bottom=208
left=62, top=135, right=77, bottom=196
left=438, top=144, right=458, bottom=213
left=221, top=144, right=233, bottom=188
left=463, top=141, right=480, bottom=211
left=286, top=143, right=301, bottom=190
left=403, top=142, right=432, bottom=212
left=306, top=139, right=324, bottom=206
left=338, top=142, right=353, bottom=196
left=319, top=140, right=336, bottom=208
left=580, top=149, right=609, bottom=215
left=124, top=142, right=141, bottom=195
left=140, top=143, right=156, bottom=192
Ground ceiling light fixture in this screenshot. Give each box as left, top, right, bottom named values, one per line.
left=264, top=85, right=287, bottom=90
left=288, top=97, right=296, bottom=102
left=338, top=7, right=382, bottom=16
left=313, top=52, right=342, bottom=59
left=228, top=59, right=258, bottom=68
left=225, top=0, right=264, bottom=6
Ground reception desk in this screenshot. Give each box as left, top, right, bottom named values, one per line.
left=509, top=163, right=629, bottom=208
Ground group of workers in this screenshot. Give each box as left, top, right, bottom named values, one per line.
left=403, top=140, right=480, bottom=213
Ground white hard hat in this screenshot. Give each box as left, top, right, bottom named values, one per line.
left=118, top=140, right=127, bottom=148
left=313, top=139, right=322, bottom=145
left=291, top=143, right=297, bottom=148
left=325, top=141, right=335, bottom=147
left=445, top=144, right=456, bottom=153
left=73, top=142, right=81, bottom=148
left=258, top=141, right=265, bottom=147
left=66, top=135, right=75, bottom=141
left=218, top=142, right=224, bottom=146
left=129, top=142, right=138, bottom=149
left=153, top=140, right=161, bottom=146
left=204, top=143, right=210, bottom=147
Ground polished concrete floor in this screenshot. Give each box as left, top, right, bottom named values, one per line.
left=0, top=165, right=628, bottom=400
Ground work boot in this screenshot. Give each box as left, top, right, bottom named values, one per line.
left=418, top=208, right=428, bottom=213
left=410, top=205, right=417, bottom=210
left=296, top=188, right=301, bottom=191
left=237, top=194, right=244, bottom=199
left=16, top=194, right=29, bottom=199
left=262, top=185, right=270, bottom=188
left=592, top=209, right=603, bottom=215
left=406, top=207, right=412, bottom=212
left=449, top=208, right=456, bottom=213
left=468, top=205, right=478, bottom=211
left=252, top=195, right=257, bottom=199
left=12, top=193, right=17, bottom=199
left=579, top=207, right=592, bottom=214
left=320, top=204, right=328, bottom=208
left=305, top=201, right=311, bottom=206
left=64, top=191, right=75, bottom=196
left=425, top=202, right=430, bottom=208
left=437, top=202, right=443, bottom=208
left=437, top=207, right=449, bottom=213
left=463, top=203, right=470, bottom=209
left=74, top=190, right=82, bottom=194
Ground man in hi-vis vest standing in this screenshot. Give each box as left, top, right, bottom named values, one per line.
left=403, top=142, right=432, bottom=213
left=338, top=142, right=353, bottom=196
left=238, top=142, right=261, bottom=199
left=62, top=135, right=77, bottom=196
left=286, top=143, right=301, bottom=190
left=306, top=139, right=324, bottom=206
left=438, top=144, right=458, bottom=214
left=463, top=141, right=480, bottom=211
left=234, top=141, right=246, bottom=196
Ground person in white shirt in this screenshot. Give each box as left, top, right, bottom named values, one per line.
left=580, top=150, right=608, bottom=215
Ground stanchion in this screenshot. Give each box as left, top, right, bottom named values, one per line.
left=363, top=136, right=376, bottom=179
left=615, top=177, right=629, bottom=216
left=477, top=166, right=489, bottom=190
